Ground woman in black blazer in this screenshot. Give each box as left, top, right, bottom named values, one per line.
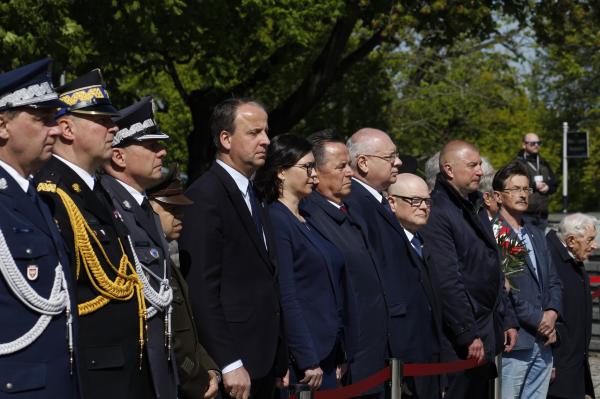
left=255, top=134, right=345, bottom=392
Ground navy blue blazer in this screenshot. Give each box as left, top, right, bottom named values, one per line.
left=420, top=176, right=516, bottom=361
left=268, top=201, right=343, bottom=370
left=302, top=191, right=389, bottom=388
left=343, top=179, right=437, bottom=363
left=499, top=220, right=562, bottom=350
left=0, top=166, right=78, bottom=398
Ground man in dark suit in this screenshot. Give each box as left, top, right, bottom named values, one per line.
left=302, top=130, right=389, bottom=398
left=343, top=129, right=437, bottom=370
left=35, top=70, right=155, bottom=398
left=547, top=213, right=597, bottom=399
left=0, top=59, right=78, bottom=398
left=386, top=173, right=443, bottom=399
left=420, top=140, right=518, bottom=398
left=179, top=98, right=286, bottom=399
left=491, top=162, right=561, bottom=398
left=101, top=96, right=178, bottom=399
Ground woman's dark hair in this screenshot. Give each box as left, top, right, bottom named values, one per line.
left=492, top=161, right=530, bottom=191
left=253, top=133, right=312, bottom=203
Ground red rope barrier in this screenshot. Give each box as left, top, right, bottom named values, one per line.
left=313, top=367, right=390, bottom=399
left=590, top=276, right=600, bottom=284
left=404, top=358, right=482, bottom=377
left=592, top=289, right=600, bottom=299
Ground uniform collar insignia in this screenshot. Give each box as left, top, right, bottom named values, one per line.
left=0, top=178, right=6, bottom=190
left=122, top=200, right=131, bottom=209
left=71, top=183, right=81, bottom=193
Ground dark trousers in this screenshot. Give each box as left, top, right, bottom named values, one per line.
left=443, top=363, right=494, bottom=399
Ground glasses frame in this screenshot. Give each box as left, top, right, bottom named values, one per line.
left=292, top=161, right=316, bottom=176
left=524, top=141, right=542, bottom=146
left=389, top=194, right=432, bottom=208
left=361, top=152, right=399, bottom=164
left=501, top=187, right=534, bottom=195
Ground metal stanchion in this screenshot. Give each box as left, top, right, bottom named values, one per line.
left=390, top=358, right=403, bottom=399
left=290, top=383, right=313, bottom=399
left=495, top=355, right=502, bottom=399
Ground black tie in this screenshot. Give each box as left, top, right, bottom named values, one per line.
left=247, top=183, right=264, bottom=240
left=381, top=196, right=393, bottom=215
left=141, top=197, right=155, bottom=221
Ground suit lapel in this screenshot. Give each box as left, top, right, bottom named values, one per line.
left=211, top=163, right=273, bottom=270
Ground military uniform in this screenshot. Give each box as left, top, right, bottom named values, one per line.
left=34, top=70, right=154, bottom=399
left=0, top=59, right=77, bottom=398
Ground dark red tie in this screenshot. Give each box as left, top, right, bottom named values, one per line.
left=339, top=204, right=348, bottom=214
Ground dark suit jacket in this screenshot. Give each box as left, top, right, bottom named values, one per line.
left=547, top=230, right=595, bottom=398
left=498, top=219, right=562, bottom=351
left=420, top=175, right=516, bottom=361
left=179, top=162, right=285, bottom=379
left=343, top=179, right=438, bottom=363
left=301, top=191, right=389, bottom=388
left=101, top=175, right=177, bottom=399
left=0, top=166, right=78, bottom=398
left=34, top=156, right=154, bottom=399
left=268, top=201, right=343, bottom=370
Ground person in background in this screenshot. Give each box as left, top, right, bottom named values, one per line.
left=547, top=213, right=598, bottom=399
left=0, top=59, right=78, bottom=398
left=513, top=133, right=558, bottom=230
left=254, top=134, right=345, bottom=392
left=491, top=162, right=561, bottom=399
left=479, top=157, right=498, bottom=222
left=386, top=173, right=443, bottom=399
left=424, top=151, right=440, bottom=192
left=147, top=169, right=220, bottom=399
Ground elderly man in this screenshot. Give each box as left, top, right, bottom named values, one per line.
left=547, top=213, right=598, bottom=399
left=492, top=162, right=562, bottom=399
left=179, top=98, right=286, bottom=399
left=34, top=70, right=153, bottom=399
left=0, top=59, right=77, bottom=398
left=302, top=130, right=389, bottom=398
left=479, top=158, right=498, bottom=222
left=343, top=129, right=437, bottom=382
left=101, top=96, right=178, bottom=399
left=514, top=133, right=558, bottom=229
left=386, top=173, right=443, bottom=399
left=420, top=140, right=518, bottom=398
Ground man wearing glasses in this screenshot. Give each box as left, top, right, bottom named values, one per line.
left=386, top=174, right=443, bottom=399
left=514, top=133, right=558, bottom=229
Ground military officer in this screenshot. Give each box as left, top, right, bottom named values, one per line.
left=0, top=59, right=77, bottom=398
left=101, top=96, right=177, bottom=399
left=34, top=70, right=154, bottom=398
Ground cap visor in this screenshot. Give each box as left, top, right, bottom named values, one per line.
left=70, top=104, right=120, bottom=117
left=136, top=132, right=170, bottom=141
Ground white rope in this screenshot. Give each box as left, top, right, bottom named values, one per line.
left=0, top=227, right=72, bottom=356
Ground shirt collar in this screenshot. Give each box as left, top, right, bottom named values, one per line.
left=353, top=177, right=383, bottom=203
left=217, top=159, right=250, bottom=196
left=53, top=154, right=95, bottom=190
left=0, top=159, right=29, bottom=192
left=327, top=199, right=342, bottom=209
left=403, top=227, right=415, bottom=242
left=115, top=179, right=145, bottom=205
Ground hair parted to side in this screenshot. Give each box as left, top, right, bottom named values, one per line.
left=209, top=97, right=266, bottom=149
left=307, top=129, right=345, bottom=167
left=253, top=133, right=312, bottom=203
left=558, top=213, right=598, bottom=240
left=492, top=161, right=530, bottom=192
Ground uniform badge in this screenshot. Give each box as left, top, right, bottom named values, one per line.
left=122, top=200, right=131, bottom=209
left=113, top=210, right=123, bottom=221
left=71, top=183, right=81, bottom=193
left=149, top=248, right=160, bottom=259
left=0, top=178, right=7, bottom=190
left=27, top=265, right=38, bottom=281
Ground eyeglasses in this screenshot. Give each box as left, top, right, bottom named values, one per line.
left=361, top=152, right=399, bottom=164
left=389, top=195, right=432, bottom=208
left=525, top=141, right=542, bottom=146
left=502, top=187, right=533, bottom=195
left=293, top=162, right=316, bottom=176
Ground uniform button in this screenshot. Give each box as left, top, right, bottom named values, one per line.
left=91, top=360, right=96, bottom=367
left=5, top=383, right=12, bottom=390
left=25, top=248, right=32, bottom=255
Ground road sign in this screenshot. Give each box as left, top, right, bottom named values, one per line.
left=567, top=131, right=589, bottom=158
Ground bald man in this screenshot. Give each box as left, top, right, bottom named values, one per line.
left=386, top=174, right=443, bottom=399
left=344, top=129, right=438, bottom=384
left=419, top=140, right=518, bottom=399
left=514, top=133, right=558, bottom=229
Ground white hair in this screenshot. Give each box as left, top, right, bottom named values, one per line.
left=479, top=157, right=495, bottom=194
left=346, top=135, right=380, bottom=169
left=558, top=213, right=598, bottom=240
left=424, top=151, right=440, bottom=191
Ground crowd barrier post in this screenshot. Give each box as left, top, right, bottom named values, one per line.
left=389, top=358, right=403, bottom=399
left=494, top=355, right=502, bottom=399
left=289, top=383, right=313, bottom=399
